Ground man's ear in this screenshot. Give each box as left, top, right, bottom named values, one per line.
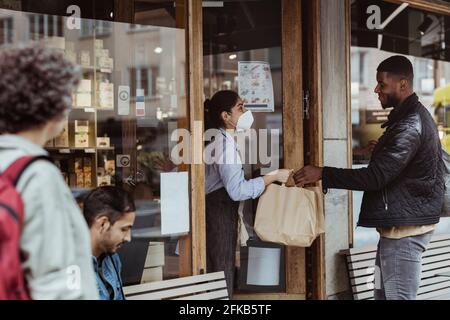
left=95, top=215, right=110, bottom=233
left=400, top=79, right=408, bottom=91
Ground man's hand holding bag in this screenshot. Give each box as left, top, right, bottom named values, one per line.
left=254, top=174, right=324, bottom=247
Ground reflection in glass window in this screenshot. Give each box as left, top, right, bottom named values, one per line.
left=0, top=17, right=13, bottom=45
left=0, top=2, right=187, bottom=283
left=351, top=0, right=450, bottom=247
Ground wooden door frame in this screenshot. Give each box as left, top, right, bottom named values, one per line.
left=187, top=0, right=326, bottom=298
left=281, top=0, right=306, bottom=296
left=303, top=0, right=326, bottom=300
left=385, top=0, right=450, bottom=14
left=186, top=0, right=206, bottom=276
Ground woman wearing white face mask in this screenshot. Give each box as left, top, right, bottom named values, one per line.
left=204, top=90, right=292, bottom=296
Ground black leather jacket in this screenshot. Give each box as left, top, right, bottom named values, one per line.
left=323, top=93, right=444, bottom=228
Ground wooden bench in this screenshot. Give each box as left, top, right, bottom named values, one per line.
left=123, top=271, right=229, bottom=300
left=341, top=234, right=450, bottom=300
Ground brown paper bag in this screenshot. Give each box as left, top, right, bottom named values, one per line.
left=254, top=182, right=324, bottom=247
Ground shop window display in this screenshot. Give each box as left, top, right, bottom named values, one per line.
left=0, top=1, right=187, bottom=283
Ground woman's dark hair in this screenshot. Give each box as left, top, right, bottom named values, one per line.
left=0, top=44, right=81, bottom=133
left=83, top=186, right=136, bottom=228
left=204, top=90, right=240, bottom=130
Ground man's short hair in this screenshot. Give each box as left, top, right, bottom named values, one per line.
left=377, top=55, right=414, bottom=81
left=83, top=186, right=136, bottom=228
left=0, top=44, right=81, bottom=134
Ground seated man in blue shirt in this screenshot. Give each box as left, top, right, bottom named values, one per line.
left=82, top=186, right=136, bottom=300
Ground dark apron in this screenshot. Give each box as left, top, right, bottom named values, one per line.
left=206, top=187, right=240, bottom=297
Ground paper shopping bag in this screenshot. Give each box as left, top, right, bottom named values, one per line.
left=254, top=184, right=324, bottom=247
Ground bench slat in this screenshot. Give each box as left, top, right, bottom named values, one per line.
left=418, top=287, right=450, bottom=300
left=174, top=289, right=229, bottom=300
left=418, top=280, right=450, bottom=295
left=348, top=252, right=450, bottom=272
left=350, top=267, right=375, bottom=278
left=353, top=290, right=373, bottom=300
left=342, top=235, right=450, bottom=257
left=351, top=277, right=450, bottom=294
left=124, top=272, right=225, bottom=295
left=349, top=265, right=450, bottom=289
left=350, top=264, right=450, bottom=284
left=127, top=280, right=227, bottom=300
left=347, top=245, right=450, bottom=264
left=422, top=260, right=450, bottom=272
left=352, top=280, right=450, bottom=300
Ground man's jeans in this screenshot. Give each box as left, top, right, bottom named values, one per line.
left=374, top=231, right=433, bottom=300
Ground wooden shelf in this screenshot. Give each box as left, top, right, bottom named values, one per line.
left=81, top=66, right=113, bottom=73
left=46, top=147, right=115, bottom=154
left=71, top=107, right=114, bottom=112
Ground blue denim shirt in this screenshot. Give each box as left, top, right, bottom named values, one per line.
left=92, top=253, right=125, bottom=300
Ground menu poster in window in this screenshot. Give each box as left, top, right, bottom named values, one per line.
left=238, top=61, right=275, bottom=112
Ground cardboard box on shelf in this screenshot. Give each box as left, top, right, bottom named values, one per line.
left=98, top=49, right=109, bottom=58
left=78, top=79, right=92, bottom=93
left=98, top=82, right=114, bottom=109
left=75, top=120, right=89, bottom=133
left=54, top=120, right=69, bottom=147
left=44, top=139, right=54, bottom=148
left=80, top=51, right=90, bottom=67
left=75, top=93, right=92, bottom=107
left=94, top=39, right=104, bottom=50
left=105, top=160, right=115, bottom=176
left=97, top=137, right=110, bottom=148
left=75, top=133, right=89, bottom=148
left=74, top=158, right=83, bottom=173
left=84, top=172, right=92, bottom=188
left=97, top=174, right=112, bottom=187
left=98, top=56, right=114, bottom=69
left=76, top=172, right=84, bottom=188
left=144, top=242, right=165, bottom=268
left=141, top=266, right=163, bottom=284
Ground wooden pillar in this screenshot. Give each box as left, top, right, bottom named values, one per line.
left=177, top=0, right=192, bottom=278
left=186, top=0, right=206, bottom=275
left=305, top=0, right=326, bottom=300
left=281, top=0, right=305, bottom=295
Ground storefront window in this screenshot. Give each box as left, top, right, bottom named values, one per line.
left=351, top=0, right=450, bottom=247
left=0, top=1, right=188, bottom=284
left=203, top=0, right=285, bottom=293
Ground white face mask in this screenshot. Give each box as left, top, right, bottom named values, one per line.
left=235, top=110, right=254, bottom=132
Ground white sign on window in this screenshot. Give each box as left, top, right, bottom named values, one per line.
left=161, top=172, right=190, bottom=236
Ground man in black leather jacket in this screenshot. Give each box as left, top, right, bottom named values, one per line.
left=294, top=56, right=445, bottom=300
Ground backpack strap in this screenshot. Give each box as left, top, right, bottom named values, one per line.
left=2, top=156, right=53, bottom=187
